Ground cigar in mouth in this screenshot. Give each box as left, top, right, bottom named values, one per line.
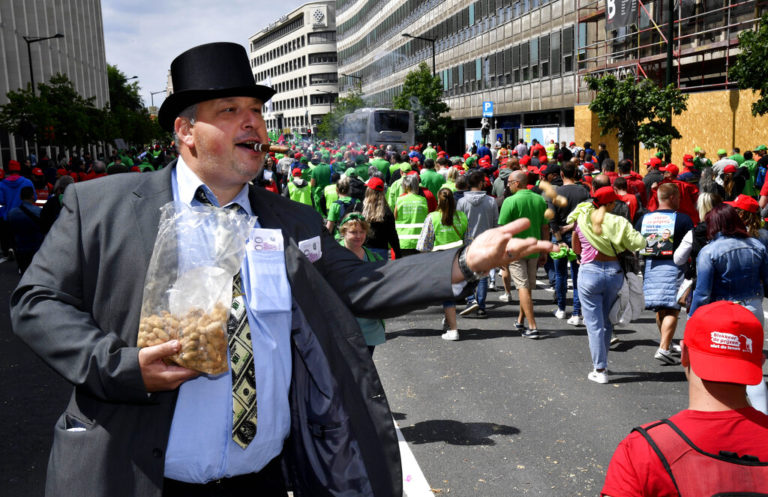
left=253, top=143, right=289, bottom=153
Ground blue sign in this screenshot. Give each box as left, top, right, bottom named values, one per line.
left=482, top=101, right=494, bottom=117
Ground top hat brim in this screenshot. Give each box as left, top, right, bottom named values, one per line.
left=158, top=85, right=276, bottom=132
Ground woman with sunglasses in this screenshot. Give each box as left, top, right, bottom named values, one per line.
left=338, top=212, right=386, bottom=355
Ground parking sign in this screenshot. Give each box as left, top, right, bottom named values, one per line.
left=482, top=101, right=494, bottom=117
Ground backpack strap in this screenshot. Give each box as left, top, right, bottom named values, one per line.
left=632, top=420, right=683, bottom=496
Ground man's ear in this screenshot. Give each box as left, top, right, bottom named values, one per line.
left=681, top=341, right=690, bottom=367
left=175, top=117, right=195, bottom=149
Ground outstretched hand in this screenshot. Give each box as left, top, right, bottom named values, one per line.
left=452, top=219, right=556, bottom=282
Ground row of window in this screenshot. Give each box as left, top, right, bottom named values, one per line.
left=272, top=95, right=308, bottom=113
left=251, top=15, right=304, bottom=53
left=361, top=26, right=574, bottom=107
left=254, top=53, right=337, bottom=82
left=339, top=0, right=557, bottom=67
left=266, top=115, right=311, bottom=130
left=253, top=35, right=305, bottom=66
left=338, top=0, right=442, bottom=40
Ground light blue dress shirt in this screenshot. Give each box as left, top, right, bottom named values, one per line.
left=164, top=158, right=293, bottom=483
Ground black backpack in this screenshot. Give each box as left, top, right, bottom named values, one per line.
left=335, top=197, right=363, bottom=224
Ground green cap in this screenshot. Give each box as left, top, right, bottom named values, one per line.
left=345, top=167, right=358, bottom=178
left=693, top=146, right=701, bottom=153
left=655, top=151, right=664, bottom=159
left=717, top=148, right=727, bottom=155
left=754, top=145, right=767, bottom=152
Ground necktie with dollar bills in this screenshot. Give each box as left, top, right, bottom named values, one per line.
left=194, top=186, right=257, bottom=448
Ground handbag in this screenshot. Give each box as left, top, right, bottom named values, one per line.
left=676, top=278, right=694, bottom=309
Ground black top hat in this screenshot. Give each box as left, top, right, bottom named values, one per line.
left=158, top=42, right=276, bottom=132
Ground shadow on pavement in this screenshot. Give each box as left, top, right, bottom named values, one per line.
left=399, top=419, right=520, bottom=446
left=608, top=371, right=687, bottom=384
left=611, top=338, right=660, bottom=353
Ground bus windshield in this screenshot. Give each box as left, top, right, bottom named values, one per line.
left=373, top=111, right=410, bottom=133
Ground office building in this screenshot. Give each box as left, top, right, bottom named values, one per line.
left=0, top=0, right=109, bottom=163
left=249, top=1, right=338, bottom=136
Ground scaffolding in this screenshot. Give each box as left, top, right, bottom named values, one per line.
left=576, top=0, right=764, bottom=103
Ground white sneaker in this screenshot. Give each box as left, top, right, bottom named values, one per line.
left=588, top=370, right=608, bottom=384
left=499, top=293, right=512, bottom=302
left=554, top=309, right=566, bottom=320
left=441, top=329, right=459, bottom=341
left=655, top=348, right=677, bottom=364
left=459, top=303, right=480, bottom=316
left=567, top=315, right=582, bottom=326
left=670, top=343, right=682, bottom=355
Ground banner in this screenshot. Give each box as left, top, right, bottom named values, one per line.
left=640, top=211, right=676, bottom=257
left=605, top=0, right=636, bottom=31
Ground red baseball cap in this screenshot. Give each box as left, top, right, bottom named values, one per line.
left=723, top=164, right=738, bottom=174
left=661, top=164, right=679, bottom=176
left=32, top=167, right=44, bottom=176
left=725, top=194, right=759, bottom=213
left=292, top=168, right=302, bottom=177
left=57, top=168, right=68, bottom=177
left=8, top=160, right=21, bottom=172
left=519, top=155, right=531, bottom=166
left=644, top=157, right=662, bottom=168
left=367, top=177, right=385, bottom=192
left=684, top=301, right=764, bottom=385
left=592, top=186, right=619, bottom=206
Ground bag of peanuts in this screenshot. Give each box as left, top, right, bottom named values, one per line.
left=137, top=201, right=255, bottom=374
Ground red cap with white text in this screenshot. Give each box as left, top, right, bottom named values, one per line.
left=684, top=301, right=764, bottom=385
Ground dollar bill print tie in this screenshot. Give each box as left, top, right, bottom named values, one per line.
left=194, top=187, right=258, bottom=448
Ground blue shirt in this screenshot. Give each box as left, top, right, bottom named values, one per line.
left=164, top=158, right=293, bottom=483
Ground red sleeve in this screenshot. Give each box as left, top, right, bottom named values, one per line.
left=601, top=432, right=679, bottom=497
left=761, top=179, right=768, bottom=197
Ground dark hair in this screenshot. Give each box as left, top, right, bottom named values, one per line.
left=583, top=141, right=592, bottom=149
left=705, top=203, right=749, bottom=240
left=562, top=162, right=577, bottom=179
left=613, top=176, right=628, bottom=191
left=455, top=175, right=469, bottom=191
left=424, top=158, right=435, bottom=169
left=467, top=170, right=485, bottom=189
left=602, top=159, right=615, bottom=172
left=618, top=159, right=632, bottom=174
left=437, top=188, right=457, bottom=226
left=436, top=157, right=449, bottom=167
left=744, top=150, right=753, bottom=160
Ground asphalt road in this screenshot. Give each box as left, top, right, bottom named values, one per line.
left=1, top=259, right=765, bottom=497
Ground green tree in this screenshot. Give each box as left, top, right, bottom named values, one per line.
left=393, top=62, right=451, bottom=146
left=316, top=86, right=366, bottom=140
left=730, top=14, right=768, bottom=116
left=0, top=73, right=103, bottom=148
left=106, top=64, right=165, bottom=146
left=585, top=75, right=688, bottom=163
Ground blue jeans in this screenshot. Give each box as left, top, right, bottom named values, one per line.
left=553, top=234, right=580, bottom=316
left=578, top=261, right=623, bottom=370
left=466, top=277, right=489, bottom=310
left=544, top=257, right=556, bottom=287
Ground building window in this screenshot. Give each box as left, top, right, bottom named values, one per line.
left=310, top=73, right=338, bottom=85
left=309, top=52, right=338, bottom=64
left=308, top=31, right=336, bottom=44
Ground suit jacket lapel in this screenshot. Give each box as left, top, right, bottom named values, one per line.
left=130, top=163, right=175, bottom=262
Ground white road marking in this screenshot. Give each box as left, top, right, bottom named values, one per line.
left=395, top=419, right=435, bottom=497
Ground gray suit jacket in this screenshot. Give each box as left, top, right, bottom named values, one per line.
left=11, top=163, right=460, bottom=497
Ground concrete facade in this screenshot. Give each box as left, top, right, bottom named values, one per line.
left=249, top=1, right=338, bottom=135
left=0, top=0, right=109, bottom=163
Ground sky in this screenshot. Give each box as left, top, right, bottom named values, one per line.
left=102, top=0, right=309, bottom=108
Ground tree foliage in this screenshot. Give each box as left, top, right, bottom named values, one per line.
left=316, top=86, right=366, bottom=140
left=393, top=62, right=451, bottom=145
left=730, top=14, right=768, bottom=116
left=585, top=75, right=688, bottom=159
left=0, top=66, right=165, bottom=150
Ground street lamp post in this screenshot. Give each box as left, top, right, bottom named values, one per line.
left=150, top=90, right=166, bottom=108
left=340, top=73, right=362, bottom=92
left=23, top=33, right=64, bottom=96
left=402, top=33, right=436, bottom=77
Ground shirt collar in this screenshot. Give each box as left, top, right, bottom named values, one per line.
left=175, top=155, right=253, bottom=217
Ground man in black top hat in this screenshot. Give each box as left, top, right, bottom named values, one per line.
left=11, top=42, right=553, bottom=497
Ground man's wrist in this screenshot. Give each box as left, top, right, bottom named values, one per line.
left=457, top=245, right=485, bottom=282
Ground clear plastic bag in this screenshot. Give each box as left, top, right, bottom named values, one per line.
left=137, top=201, right=255, bottom=374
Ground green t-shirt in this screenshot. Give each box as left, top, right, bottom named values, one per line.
left=498, top=189, right=548, bottom=259
left=420, top=169, right=445, bottom=198
left=370, top=158, right=390, bottom=177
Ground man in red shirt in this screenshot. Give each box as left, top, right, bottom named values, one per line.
left=602, top=301, right=768, bottom=496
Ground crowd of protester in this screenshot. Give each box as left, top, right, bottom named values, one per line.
left=4, top=134, right=768, bottom=494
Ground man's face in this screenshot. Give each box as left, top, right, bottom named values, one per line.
left=182, top=96, right=268, bottom=189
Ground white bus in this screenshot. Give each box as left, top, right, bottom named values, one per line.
left=341, top=108, right=414, bottom=151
